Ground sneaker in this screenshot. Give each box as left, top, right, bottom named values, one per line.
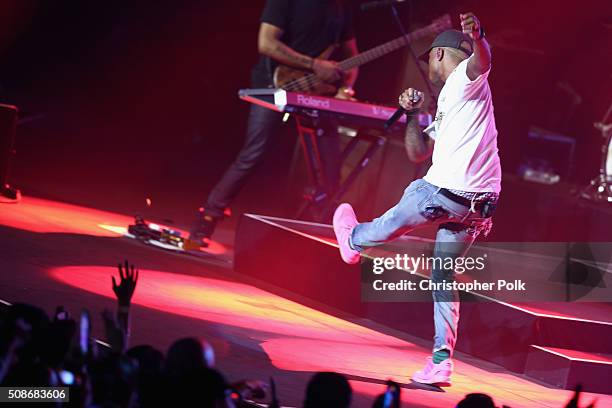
left=0, top=185, right=21, bottom=204
left=411, top=357, right=453, bottom=385
left=188, top=214, right=219, bottom=247
left=332, top=203, right=360, bottom=264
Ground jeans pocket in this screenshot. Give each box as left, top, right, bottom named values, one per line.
left=431, top=193, right=468, bottom=221
left=418, top=196, right=451, bottom=222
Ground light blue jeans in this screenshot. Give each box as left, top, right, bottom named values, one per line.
left=351, top=178, right=494, bottom=354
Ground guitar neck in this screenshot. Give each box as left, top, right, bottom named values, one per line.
left=338, top=23, right=442, bottom=71
left=281, top=15, right=449, bottom=92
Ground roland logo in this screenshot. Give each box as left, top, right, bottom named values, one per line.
left=297, top=94, right=331, bottom=109
left=372, top=106, right=394, bottom=117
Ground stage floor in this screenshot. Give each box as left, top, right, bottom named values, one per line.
left=1, top=196, right=611, bottom=407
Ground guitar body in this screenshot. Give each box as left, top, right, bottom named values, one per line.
left=273, top=45, right=338, bottom=96
left=273, top=65, right=338, bottom=95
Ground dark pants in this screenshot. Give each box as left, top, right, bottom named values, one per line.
left=204, top=104, right=340, bottom=218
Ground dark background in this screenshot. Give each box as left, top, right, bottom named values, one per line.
left=1, top=0, right=611, bottom=240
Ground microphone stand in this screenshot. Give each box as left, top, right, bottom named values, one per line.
left=388, top=3, right=436, bottom=180
left=389, top=3, right=437, bottom=114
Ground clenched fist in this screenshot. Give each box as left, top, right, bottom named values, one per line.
left=399, top=88, right=425, bottom=110
left=460, top=12, right=483, bottom=40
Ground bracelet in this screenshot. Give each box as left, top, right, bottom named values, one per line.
left=476, top=26, right=485, bottom=41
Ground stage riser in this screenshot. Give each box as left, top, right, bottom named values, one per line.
left=234, top=214, right=611, bottom=383
left=235, top=215, right=538, bottom=372
left=525, top=347, right=612, bottom=394
left=537, top=318, right=612, bottom=355
left=234, top=216, right=363, bottom=316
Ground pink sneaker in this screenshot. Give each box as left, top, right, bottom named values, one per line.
left=411, top=357, right=453, bottom=385
left=332, top=203, right=360, bottom=264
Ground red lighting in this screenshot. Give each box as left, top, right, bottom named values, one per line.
left=0, top=196, right=229, bottom=255
left=0, top=197, right=133, bottom=236
left=46, top=265, right=599, bottom=407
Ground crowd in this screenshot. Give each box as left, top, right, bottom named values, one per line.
left=0, top=261, right=596, bottom=407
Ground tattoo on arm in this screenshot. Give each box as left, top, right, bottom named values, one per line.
left=404, top=120, right=433, bottom=163
left=259, top=23, right=313, bottom=70
left=272, top=42, right=313, bottom=69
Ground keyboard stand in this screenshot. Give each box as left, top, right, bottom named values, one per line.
left=293, top=115, right=386, bottom=222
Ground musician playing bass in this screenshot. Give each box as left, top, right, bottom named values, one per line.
left=189, top=0, right=358, bottom=245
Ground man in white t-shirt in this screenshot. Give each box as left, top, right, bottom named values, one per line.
left=332, top=13, right=501, bottom=385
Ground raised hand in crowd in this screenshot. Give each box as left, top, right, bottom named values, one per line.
left=113, top=260, right=139, bottom=307
left=111, top=260, right=140, bottom=350
left=566, top=385, right=596, bottom=408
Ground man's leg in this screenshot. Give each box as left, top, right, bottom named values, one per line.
left=412, top=222, right=477, bottom=385
left=190, top=104, right=282, bottom=241
left=333, top=179, right=435, bottom=263
left=431, top=224, right=475, bottom=358
left=206, top=104, right=282, bottom=216
left=352, top=179, right=435, bottom=246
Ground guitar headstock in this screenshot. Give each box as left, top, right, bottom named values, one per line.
left=429, top=14, right=452, bottom=35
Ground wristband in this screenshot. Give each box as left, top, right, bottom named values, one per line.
left=476, top=26, right=485, bottom=40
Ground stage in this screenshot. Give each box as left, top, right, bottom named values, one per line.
left=1, top=196, right=610, bottom=407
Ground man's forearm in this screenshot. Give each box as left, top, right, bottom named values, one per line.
left=461, top=13, right=491, bottom=76
left=404, top=120, right=433, bottom=163
left=472, top=35, right=491, bottom=72
left=262, top=39, right=314, bottom=70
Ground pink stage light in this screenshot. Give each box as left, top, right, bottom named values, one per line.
left=0, top=196, right=229, bottom=255
left=46, top=265, right=602, bottom=408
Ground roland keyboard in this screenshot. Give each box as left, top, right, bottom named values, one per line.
left=238, top=88, right=408, bottom=131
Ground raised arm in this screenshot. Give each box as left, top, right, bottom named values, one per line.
left=258, top=22, right=340, bottom=82
left=110, top=260, right=139, bottom=351
left=460, top=12, right=491, bottom=80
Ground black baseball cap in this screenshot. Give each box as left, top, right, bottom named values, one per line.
left=419, top=29, right=473, bottom=63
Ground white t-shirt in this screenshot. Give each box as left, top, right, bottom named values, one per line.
left=422, top=55, right=502, bottom=193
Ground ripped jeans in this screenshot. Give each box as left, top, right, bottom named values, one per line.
left=351, top=178, right=496, bottom=355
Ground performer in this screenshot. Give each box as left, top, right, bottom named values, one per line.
left=189, top=0, right=358, bottom=245
left=333, top=13, right=501, bottom=385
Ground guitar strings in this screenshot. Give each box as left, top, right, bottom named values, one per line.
left=280, top=35, right=405, bottom=91
left=279, top=17, right=449, bottom=92
left=281, top=54, right=361, bottom=91
left=283, top=72, right=320, bottom=92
